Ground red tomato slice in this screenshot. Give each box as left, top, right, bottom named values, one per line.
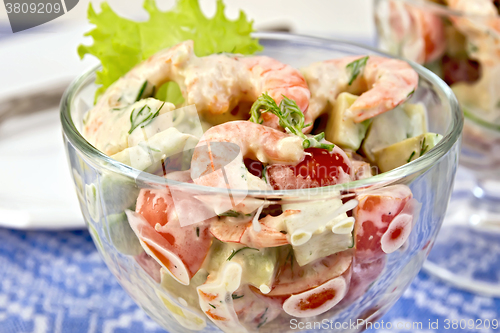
left=266, top=147, right=352, bottom=190
left=353, top=185, right=413, bottom=260
left=131, top=189, right=213, bottom=285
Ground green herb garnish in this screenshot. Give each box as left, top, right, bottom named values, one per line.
left=346, top=56, right=369, bottom=86
left=196, top=227, right=200, bottom=237
left=232, top=294, right=244, bottom=300
left=227, top=247, right=259, bottom=261
left=257, top=308, right=269, bottom=328
left=129, top=105, right=160, bottom=134
left=135, top=81, right=148, bottom=102
left=261, top=165, right=268, bottom=183
left=140, top=144, right=160, bottom=152
left=407, top=151, right=416, bottom=163
left=407, top=89, right=415, bottom=98
left=250, top=93, right=335, bottom=151
left=218, top=210, right=241, bottom=218
left=285, top=248, right=295, bottom=277
left=128, top=101, right=165, bottom=134
left=419, top=137, right=429, bottom=157
left=257, top=318, right=268, bottom=329
left=468, top=43, right=479, bottom=53
left=209, top=303, right=216, bottom=309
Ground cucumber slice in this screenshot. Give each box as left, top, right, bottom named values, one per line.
left=205, top=240, right=278, bottom=294
left=100, top=173, right=139, bottom=215
left=374, top=133, right=443, bottom=173
left=108, top=213, right=143, bottom=256
left=361, top=103, right=427, bottom=162
left=160, top=269, right=209, bottom=310
left=325, top=92, right=370, bottom=150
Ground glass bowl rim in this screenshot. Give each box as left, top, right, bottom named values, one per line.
left=60, top=32, right=463, bottom=198
left=385, top=0, right=500, bottom=18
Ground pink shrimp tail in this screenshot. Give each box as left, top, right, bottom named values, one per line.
left=241, top=56, right=311, bottom=131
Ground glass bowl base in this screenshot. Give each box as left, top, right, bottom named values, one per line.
left=424, top=190, right=500, bottom=297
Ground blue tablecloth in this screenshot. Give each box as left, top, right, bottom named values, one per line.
left=1, top=227, right=499, bottom=333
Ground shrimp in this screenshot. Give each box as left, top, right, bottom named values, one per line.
left=375, top=0, right=446, bottom=65
left=190, top=121, right=306, bottom=246
left=83, top=41, right=310, bottom=153
left=190, top=121, right=304, bottom=190
left=209, top=210, right=300, bottom=248
left=302, top=55, right=419, bottom=122
left=445, top=0, right=500, bottom=67
left=239, top=56, right=311, bottom=129
left=446, top=0, right=498, bottom=15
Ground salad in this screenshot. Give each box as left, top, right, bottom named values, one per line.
left=375, top=0, right=500, bottom=124
left=78, top=1, right=438, bottom=331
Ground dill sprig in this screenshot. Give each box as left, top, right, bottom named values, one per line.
left=346, top=56, right=369, bottom=85
left=227, top=247, right=259, bottom=261
left=218, top=210, right=241, bottom=218
left=135, top=81, right=148, bottom=102
left=419, top=137, right=429, bottom=157
left=407, top=151, right=416, bottom=163
left=250, top=93, right=334, bottom=151
left=128, top=102, right=165, bottom=134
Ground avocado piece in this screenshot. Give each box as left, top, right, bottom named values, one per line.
left=374, top=133, right=443, bottom=173
left=361, top=103, right=428, bottom=162
left=205, top=240, right=278, bottom=293
left=325, top=92, right=370, bottom=150
left=108, top=213, right=144, bottom=256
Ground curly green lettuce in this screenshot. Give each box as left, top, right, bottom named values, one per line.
left=78, top=0, right=262, bottom=99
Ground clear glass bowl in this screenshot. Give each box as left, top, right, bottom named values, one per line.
left=60, top=33, right=462, bottom=332
left=374, top=0, right=500, bottom=296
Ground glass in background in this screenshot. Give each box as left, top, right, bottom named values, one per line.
left=375, top=0, right=500, bottom=296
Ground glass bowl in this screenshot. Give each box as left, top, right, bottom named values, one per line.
left=60, top=32, right=462, bottom=332
left=374, top=0, right=500, bottom=296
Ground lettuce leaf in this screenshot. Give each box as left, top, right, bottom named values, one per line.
left=78, top=0, right=262, bottom=99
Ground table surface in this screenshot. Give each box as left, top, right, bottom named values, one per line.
left=1, top=224, right=499, bottom=333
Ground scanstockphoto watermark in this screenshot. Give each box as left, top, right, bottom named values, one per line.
left=290, top=318, right=426, bottom=331
left=2, top=0, right=79, bottom=33
left=290, top=318, right=500, bottom=330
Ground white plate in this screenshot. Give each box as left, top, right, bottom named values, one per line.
left=0, top=86, right=85, bottom=229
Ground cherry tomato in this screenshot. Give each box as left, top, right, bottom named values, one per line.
left=266, top=148, right=352, bottom=190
